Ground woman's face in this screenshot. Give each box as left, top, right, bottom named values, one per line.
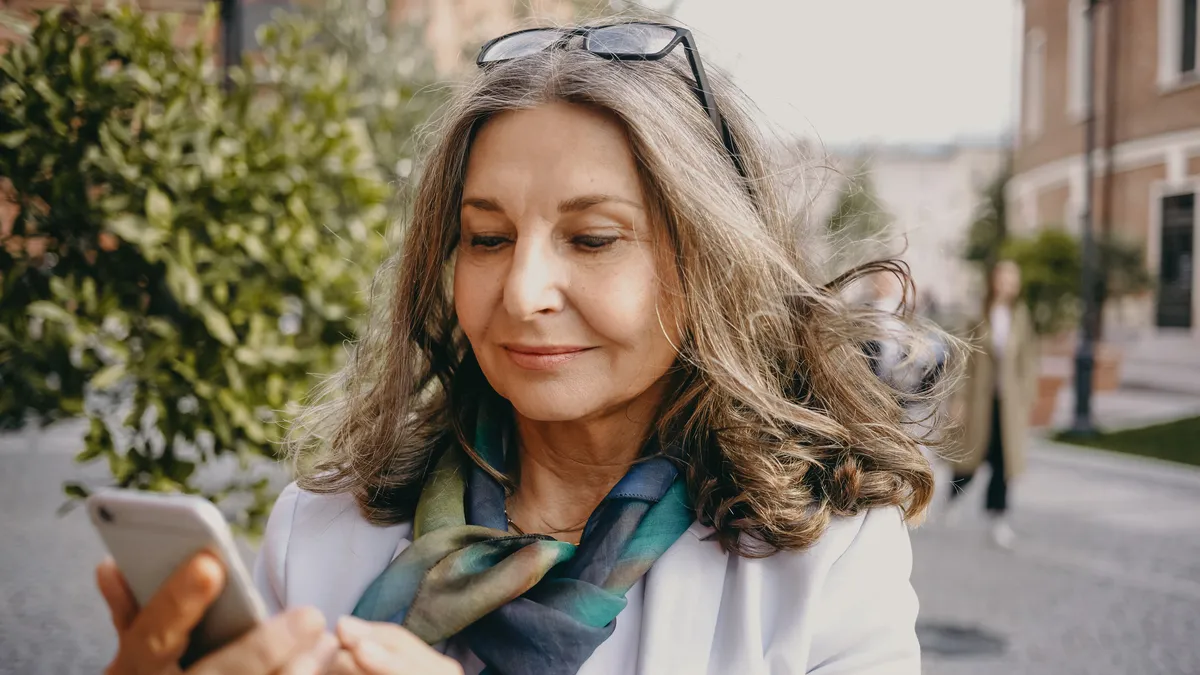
left=993, top=261, right=1022, bottom=303
left=454, top=102, right=681, bottom=423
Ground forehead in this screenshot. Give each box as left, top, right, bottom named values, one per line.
left=995, top=261, right=1020, bottom=277
left=463, top=102, right=645, bottom=202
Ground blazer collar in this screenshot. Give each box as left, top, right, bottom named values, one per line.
left=637, top=521, right=728, bottom=675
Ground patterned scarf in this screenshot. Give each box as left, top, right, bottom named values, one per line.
left=351, top=409, right=694, bottom=675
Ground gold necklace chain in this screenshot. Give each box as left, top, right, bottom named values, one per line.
left=505, top=512, right=580, bottom=546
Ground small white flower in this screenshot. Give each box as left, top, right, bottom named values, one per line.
left=102, top=315, right=130, bottom=340
left=177, top=395, right=199, bottom=415
left=278, top=314, right=301, bottom=336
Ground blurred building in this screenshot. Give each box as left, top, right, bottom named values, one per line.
left=1009, top=0, right=1200, bottom=338
left=392, top=0, right=575, bottom=73
left=799, top=141, right=1008, bottom=324
left=244, top=0, right=577, bottom=75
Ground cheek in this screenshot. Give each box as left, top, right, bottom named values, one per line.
left=453, top=258, right=494, bottom=340
left=578, top=254, right=680, bottom=351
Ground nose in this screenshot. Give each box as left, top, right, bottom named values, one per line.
left=503, top=234, right=565, bottom=320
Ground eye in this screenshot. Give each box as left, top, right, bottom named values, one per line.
left=469, top=234, right=510, bottom=250
left=572, top=234, right=619, bottom=250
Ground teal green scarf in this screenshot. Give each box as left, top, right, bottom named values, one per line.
left=351, top=411, right=694, bottom=675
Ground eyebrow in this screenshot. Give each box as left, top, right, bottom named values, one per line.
left=460, top=194, right=645, bottom=214
left=558, top=194, right=645, bottom=213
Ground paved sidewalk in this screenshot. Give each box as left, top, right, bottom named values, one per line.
left=1046, top=385, right=1200, bottom=431
left=914, top=440, right=1200, bottom=675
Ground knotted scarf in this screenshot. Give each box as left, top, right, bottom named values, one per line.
left=351, top=409, right=694, bottom=675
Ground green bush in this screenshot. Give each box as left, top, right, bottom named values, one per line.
left=0, top=5, right=435, bottom=530
left=1000, top=228, right=1152, bottom=337
left=964, top=164, right=1009, bottom=269
left=1003, top=228, right=1082, bottom=336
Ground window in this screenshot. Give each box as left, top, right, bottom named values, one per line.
left=1184, top=0, right=1198, bottom=75
left=1024, top=29, right=1046, bottom=139
left=1159, top=0, right=1200, bottom=88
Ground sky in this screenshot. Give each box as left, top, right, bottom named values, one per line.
left=666, top=0, right=1019, bottom=146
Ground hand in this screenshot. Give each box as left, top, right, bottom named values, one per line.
left=327, top=616, right=463, bottom=675
left=96, top=554, right=338, bottom=675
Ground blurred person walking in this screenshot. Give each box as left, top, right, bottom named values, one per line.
left=947, top=260, right=1037, bottom=548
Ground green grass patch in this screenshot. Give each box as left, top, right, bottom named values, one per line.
left=1053, top=416, right=1200, bottom=467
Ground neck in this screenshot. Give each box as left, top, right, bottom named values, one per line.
left=505, top=389, right=663, bottom=543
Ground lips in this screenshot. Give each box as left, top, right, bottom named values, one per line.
left=502, top=345, right=594, bottom=370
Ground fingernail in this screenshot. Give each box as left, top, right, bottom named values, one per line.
left=287, top=607, right=326, bottom=635
left=190, top=554, right=225, bottom=591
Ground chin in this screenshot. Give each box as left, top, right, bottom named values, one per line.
left=503, top=392, right=601, bottom=423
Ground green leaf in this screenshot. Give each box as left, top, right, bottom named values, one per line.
left=198, top=303, right=237, bottom=346
left=107, top=213, right=168, bottom=250
left=146, top=187, right=173, bottom=229
left=27, top=301, right=75, bottom=324
left=166, top=459, right=197, bottom=483
left=0, top=130, right=29, bottom=147
left=91, top=364, right=127, bottom=390
left=63, top=483, right=90, bottom=499
left=165, top=263, right=202, bottom=307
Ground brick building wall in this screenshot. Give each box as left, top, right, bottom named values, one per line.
left=1010, top=0, right=1200, bottom=336
left=1016, top=0, right=1200, bottom=175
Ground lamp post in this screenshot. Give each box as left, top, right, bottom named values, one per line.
left=1071, top=0, right=1100, bottom=436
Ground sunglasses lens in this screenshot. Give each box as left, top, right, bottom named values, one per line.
left=479, top=30, right=563, bottom=63
left=587, top=24, right=677, bottom=56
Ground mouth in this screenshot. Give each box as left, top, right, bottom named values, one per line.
left=501, top=345, right=594, bottom=370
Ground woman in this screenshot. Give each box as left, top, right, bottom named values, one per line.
left=95, top=21, right=957, bottom=675
left=947, top=260, right=1037, bottom=548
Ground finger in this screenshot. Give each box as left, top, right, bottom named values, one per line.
left=189, top=607, right=325, bottom=675
left=338, top=618, right=459, bottom=675
left=346, top=638, right=461, bottom=675
left=128, top=552, right=225, bottom=667
left=96, top=558, right=138, bottom=633
left=275, top=632, right=340, bottom=675
left=347, top=639, right=395, bottom=675
left=325, top=650, right=362, bottom=675
left=336, top=617, right=424, bottom=653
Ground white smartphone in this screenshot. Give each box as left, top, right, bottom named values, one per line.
left=87, top=489, right=269, bottom=663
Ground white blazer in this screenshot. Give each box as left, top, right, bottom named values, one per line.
left=252, top=483, right=921, bottom=675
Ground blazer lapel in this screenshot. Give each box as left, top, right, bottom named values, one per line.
left=637, top=521, right=728, bottom=675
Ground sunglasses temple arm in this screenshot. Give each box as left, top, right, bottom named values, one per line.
left=681, top=36, right=750, bottom=183
left=681, top=37, right=723, bottom=131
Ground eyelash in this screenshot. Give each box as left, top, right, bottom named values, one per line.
left=467, top=234, right=619, bottom=252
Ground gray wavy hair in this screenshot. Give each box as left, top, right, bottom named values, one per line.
left=286, top=21, right=962, bottom=557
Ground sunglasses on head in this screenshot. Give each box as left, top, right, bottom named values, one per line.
left=476, top=22, right=748, bottom=182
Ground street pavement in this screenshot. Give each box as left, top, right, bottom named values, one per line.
left=2, top=420, right=1199, bottom=674
left=915, top=441, right=1200, bottom=675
